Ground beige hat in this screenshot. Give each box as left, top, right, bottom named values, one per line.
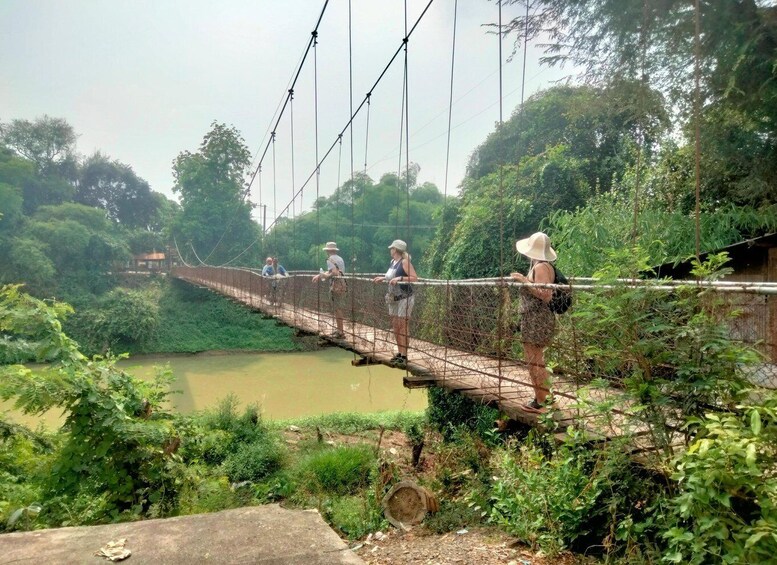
left=388, top=239, right=407, bottom=252
left=515, top=232, right=557, bottom=261
left=322, top=241, right=339, bottom=252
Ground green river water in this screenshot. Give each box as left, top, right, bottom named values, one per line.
left=3, top=348, right=427, bottom=429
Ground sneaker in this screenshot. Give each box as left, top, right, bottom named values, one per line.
left=390, top=353, right=407, bottom=366
left=521, top=399, right=544, bottom=413
left=331, top=331, right=345, bottom=339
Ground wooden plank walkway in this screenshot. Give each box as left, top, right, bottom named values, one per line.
left=174, top=273, right=648, bottom=443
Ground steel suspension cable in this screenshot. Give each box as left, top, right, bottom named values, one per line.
left=335, top=134, right=343, bottom=242
left=497, top=0, right=506, bottom=395
left=693, top=0, right=702, bottom=260
left=395, top=69, right=406, bottom=237
left=314, top=30, right=322, bottom=322
left=237, top=0, right=436, bottom=237
left=441, top=0, right=459, bottom=384
left=197, top=0, right=331, bottom=265
left=272, top=132, right=278, bottom=253
left=290, top=89, right=297, bottom=255
left=403, top=0, right=411, bottom=246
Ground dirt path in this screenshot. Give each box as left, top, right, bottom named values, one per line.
left=352, top=527, right=584, bottom=565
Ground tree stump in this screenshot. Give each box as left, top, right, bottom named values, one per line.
left=381, top=480, right=438, bottom=530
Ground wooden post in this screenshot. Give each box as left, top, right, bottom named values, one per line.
left=769, top=248, right=777, bottom=362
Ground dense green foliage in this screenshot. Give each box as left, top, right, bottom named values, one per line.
left=547, top=193, right=777, bottom=276
left=0, top=117, right=176, bottom=303
left=502, top=0, right=777, bottom=209
left=265, top=168, right=447, bottom=273
left=171, top=122, right=262, bottom=267
left=62, top=278, right=307, bottom=356
left=663, top=394, right=777, bottom=564
left=1, top=286, right=180, bottom=523
left=147, top=279, right=304, bottom=354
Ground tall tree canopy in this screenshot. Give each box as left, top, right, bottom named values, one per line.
left=0, top=115, right=77, bottom=176
left=501, top=0, right=777, bottom=206
left=171, top=122, right=261, bottom=266
left=76, top=152, right=159, bottom=229
left=266, top=167, right=446, bottom=273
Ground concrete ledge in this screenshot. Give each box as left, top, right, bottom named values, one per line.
left=1, top=505, right=364, bottom=565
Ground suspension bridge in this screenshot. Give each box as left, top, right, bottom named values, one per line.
left=169, top=265, right=774, bottom=454
left=170, top=0, right=777, bottom=459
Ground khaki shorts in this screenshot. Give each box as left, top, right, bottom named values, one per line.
left=329, top=289, right=347, bottom=310
left=388, top=294, right=415, bottom=318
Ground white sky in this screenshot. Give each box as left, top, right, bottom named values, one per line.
left=1, top=0, right=572, bottom=224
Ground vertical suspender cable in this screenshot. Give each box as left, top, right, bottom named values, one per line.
left=395, top=72, right=406, bottom=237
left=497, top=0, right=506, bottom=398
left=360, top=95, right=371, bottom=283
left=272, top=131, right=278, bottom=253
left=258, top=165, right=263, bottom=248
left=348, top=0, right=356, bottom=331
left=403, top=0, right=412, bottom=374
left=632, top=0, right=649, bottom=244
left=441, top=0, right=459, bottom=384
left=335, top=134, right=343, bottom=242
left=363, top=95, right=371, bottom=176
left=404, top=0, right=412, bottom=244
left=290, top=90, right=297, bottom=264
left=693, top=0, right=702, bottom=260
left=314, top=30, right=322, bottom=325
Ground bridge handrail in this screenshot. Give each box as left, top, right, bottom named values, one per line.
left=173, top=266, right=777, bottom=294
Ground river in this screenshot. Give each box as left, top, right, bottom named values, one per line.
left=3, top=348, right=427, bottom=429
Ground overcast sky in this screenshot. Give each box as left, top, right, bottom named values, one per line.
left=1, top=0, right=572, bottom=224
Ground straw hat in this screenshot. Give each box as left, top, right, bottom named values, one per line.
left=515, top=232, right=557, bottom=261
left=388, top=239, right=407, bottom=252
left=322, top=241, right=339, bottom=252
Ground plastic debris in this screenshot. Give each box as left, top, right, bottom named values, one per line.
left=456, top=529, right=468, bottom=535
left=95, top=539, right=131, bottom=562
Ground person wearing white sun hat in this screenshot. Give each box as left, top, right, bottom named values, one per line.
left=510, top=232, right=558, bottom=413
left=372, top=239, right=418, bottom=366
left=312, top=241, right=346, bottom=339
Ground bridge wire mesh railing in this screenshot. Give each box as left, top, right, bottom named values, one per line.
left=172, top=266, right=777, bottom=455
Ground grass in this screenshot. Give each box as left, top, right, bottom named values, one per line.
left=139, top=279, right=310, bottom=353
left=272, top=411, right=425, bottom=435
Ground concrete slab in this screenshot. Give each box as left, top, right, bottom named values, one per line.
left=0, top=505, right=364, bottom=565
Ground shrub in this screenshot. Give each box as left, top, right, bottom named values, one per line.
left=297, top=445, right=376, bottom=496
left=221, top=440, right=286, bottom=483
left=0, top=286, right=181, bottom=522
left=662, top=391, right=777, bottom=564
left=326, top=494, right=385, bottom=540
left=177, top=474, right=241, bottom=516
left=427, top=386, right=499, bottom=442
left=489, top=431, right=656, bottom=558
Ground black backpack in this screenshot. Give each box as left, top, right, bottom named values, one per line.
left=549, top=265, right=572, bottom=315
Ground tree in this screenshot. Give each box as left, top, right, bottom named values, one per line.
left=171, top=122, right=261, bottom=265
left=0, top=145, right=72, bottom=215
left=76, top=152, right=158, bottom=228
left=0, top=115, right=78, bottom=178
left=500, top=0, right=777, bottom=206
left=23, top=203, right=130, bottom=298
left=466, top=83, right=669, bottom=193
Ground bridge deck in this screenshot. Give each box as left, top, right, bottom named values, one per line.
left=174, top=271, right=660, bottom=450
